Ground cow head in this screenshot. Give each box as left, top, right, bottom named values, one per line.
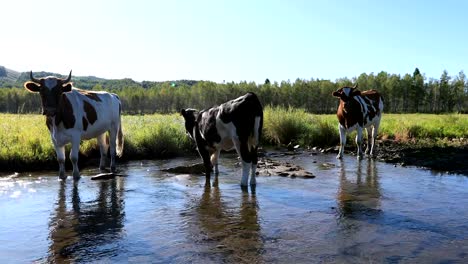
left=24, top=71, right=73, bottom=116
left=332, top=84, right=361, bottom=113
left=180, top=108, right=199, bottom=139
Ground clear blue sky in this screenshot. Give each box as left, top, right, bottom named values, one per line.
left=2, top=0, right=467, bottom=83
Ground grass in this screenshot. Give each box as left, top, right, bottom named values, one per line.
left=0, top=110, right=466, bottom=172
left=263, top=106, right=338, bottom=147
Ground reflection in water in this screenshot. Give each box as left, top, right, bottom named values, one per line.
left=47, top=178, right=125, bottom=263
left=335, top=159, right=382, bottom=261
left=3, top=158, right=468, bottom=263
left=337, top=159, right=381, bottom=218
left=186, top=177, right=263, bottom=263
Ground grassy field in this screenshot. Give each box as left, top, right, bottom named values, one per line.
left=0, top=109, right=466, bottom=172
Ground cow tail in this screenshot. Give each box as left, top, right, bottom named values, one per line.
left=116, top=102, right=124, bottom=157
left=116, top=124, right=124, bottom=157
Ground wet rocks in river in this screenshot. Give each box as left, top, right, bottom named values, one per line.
left=161, top=158, right=315, bottom=178
left=162, top=163, right=206, bottom=174
left=257, top=158, right=315, bottom=178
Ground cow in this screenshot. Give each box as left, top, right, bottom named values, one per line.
left=180, top=92, right=263, bottom=187
left=332, top=84, right=384, bottom=160
left=24, top=71, right=124, bottom=180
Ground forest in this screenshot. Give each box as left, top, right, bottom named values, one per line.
left=0, top=68, right=466, bottom=114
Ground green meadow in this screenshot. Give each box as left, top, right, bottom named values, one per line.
left=0, top=108, right=466, bottom=172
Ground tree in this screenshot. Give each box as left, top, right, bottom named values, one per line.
left=411, top=67, right=425, bottom=112
left=452, top=71, right=467, bottom=113
left=439, top=70, right=452, bottom=112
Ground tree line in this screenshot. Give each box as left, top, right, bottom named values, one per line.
left=0, top=68, right=466, bottom=114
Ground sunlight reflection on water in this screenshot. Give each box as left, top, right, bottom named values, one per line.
left=0, top=153, right=467, bottom=263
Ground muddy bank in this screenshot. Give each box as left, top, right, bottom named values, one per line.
left=377, top=142, right=468, bottom=175
left=1, top=140, right=466, bottom=176
left=319, top=140, right=468, bottom=175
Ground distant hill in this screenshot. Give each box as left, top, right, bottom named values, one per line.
left=0, top=65, right=199, bottom=89
left=0, top=66, right=21, bottom=86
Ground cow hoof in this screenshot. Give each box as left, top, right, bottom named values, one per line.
left=73, top=173, right=81, bottom=180
left=59, top=174, right=67, bottom=180
left=336, top=155, right=343, bottom=159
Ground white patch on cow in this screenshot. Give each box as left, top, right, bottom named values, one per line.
left=343, top=87, right=352, bottom=97
left=354, top=96, right=369, bottom=116
left=44, top=78, right=58, bottom=90
left=215, top=114, right=237, bottom=147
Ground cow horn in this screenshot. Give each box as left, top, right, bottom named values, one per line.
left=353, top=83, right=358, bottom=89
left=30, top=71, right=40, bottom=83
left=63, top=70, right=72, bottom=83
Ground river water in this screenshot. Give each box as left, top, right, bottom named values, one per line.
left=0, top=153, right=467, bottom=263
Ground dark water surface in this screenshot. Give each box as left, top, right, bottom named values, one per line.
left=1, top=154, right=467, bottom=263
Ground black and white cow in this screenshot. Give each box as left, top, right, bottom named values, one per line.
left=181, top=92, right=263, bottom=186
left=24, top=71, right=124, bottom=180
left=332, top=84, right=384, bottom=159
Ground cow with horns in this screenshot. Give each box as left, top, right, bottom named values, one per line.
left=332, top=84, right=384, bottom=159
left=24, top=71, right=124, bottom=179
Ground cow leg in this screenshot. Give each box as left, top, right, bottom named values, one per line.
left=109, top=127, right=118, bottom=173
left=210, top=149, right=221, bottom=174
left=239, top=139, right=253, bottom=187
left=198, top=144, right=212, bottom=181
left=355, top=127, right=364, bottom=160
left=369, top=123, right=380, bottom=158
left=70, top=137, right=81, bottom=180
left=365, top=127, right=372, bottom=156
left=97, top=133, right=109, bottom=172
left=56, top=145, right=66, bottom=180
left=249, top=145, right=258, bottom=186
left=337, top=125, right=347, bottom=159
left=232, top=138, right=247, bottom=186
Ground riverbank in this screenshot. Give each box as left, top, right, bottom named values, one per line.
left=0, top=112, right=466, bottom=175
left=318, top=138, right=468, bottom=175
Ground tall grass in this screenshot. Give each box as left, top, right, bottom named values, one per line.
left=0, top=114, right=56, bottom=167
left=379, top=114, right=468, bottom=141
left=123, top=114, right=193, bottom=158
left=0, top=111, right=466, bottom=172
left=263, top=106, right=338, bottom=147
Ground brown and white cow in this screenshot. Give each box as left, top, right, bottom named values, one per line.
left=332, top=84, right=384, bottom=159
left=24, top=71, right=124, bottom=180
left=181, top=92, right=263, bottom=187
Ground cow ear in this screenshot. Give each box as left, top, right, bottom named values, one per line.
left=180, top=109, right=186, bottom=116
left=24, top=81, right=41, bottom=93
left=332, top=90, right=341, bottom=97
left=62, top=83, right=72, bottom=92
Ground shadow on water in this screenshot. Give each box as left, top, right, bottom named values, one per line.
left=182, top=176, right=263, bottom=263
left=47, top=178, right=125, bottom=263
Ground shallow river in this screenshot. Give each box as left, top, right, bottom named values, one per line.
left=1, top=153, right=467, bottom=263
